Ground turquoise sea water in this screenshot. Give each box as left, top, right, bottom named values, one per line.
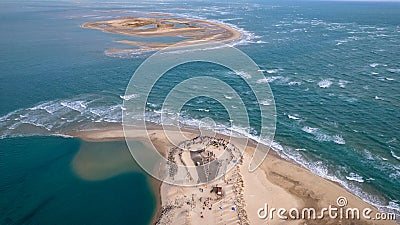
left=1, top=0, right=399, bottom=223
left=0, top=137, right=156, bottom=224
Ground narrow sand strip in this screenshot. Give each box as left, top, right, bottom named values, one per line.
left=72, top=126, right=397, bottom=225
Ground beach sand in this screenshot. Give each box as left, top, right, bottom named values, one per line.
left=81, top=14, right=242, bottom=54
left=71, top=125, right=397, bottom=225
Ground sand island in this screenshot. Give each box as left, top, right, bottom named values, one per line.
left=81, top=14, right=242, bottom=54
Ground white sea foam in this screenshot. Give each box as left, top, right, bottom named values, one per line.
left=318, top=79, right=333, bottom=88
left=259, top=99, right=272, bottom=106
left=265, top=76, right=284, bottom=83
left=314, top=132, right=332, bottom=142
left=0, top=94, right=126, bottom=139
left=257, top=76, right=286, bottom=84
left=255, top=40, right=267, bottom=44
left=387, top=68, right=400, bottom=73
left=363, top=149, right=376, bottom=161
left=120, top=94, right=138, bottom=100
left=29, top=101, right=62, bottom=114
left=224, top=95, right=233, bottom=100
left=288, top=81, right=302, bottom=86
left=196, top=108, right=210, bottom=112
left=335, top=42, right=343, bottom=46
left=386, top=137, right=397, bottom=144
left=305, top=79, right=315, bottom=83
left=219, top=18, right=243, bottom=22
left=287, top=114, right=300, bottom=120
left=105, top=50, right=150, bottom=59
left=146, top=102, right=160, bottom=108
left=256, top=78, right=268, bottom=84
left=346, top=172, right=365, bottom=183
left=266, top=69, right=279, bottom=74
left=389, top=170, right=400, bottom=179
left=236, top=71, right=251, bottom=79
left=333, top=135, right=346, bottom=145
left=338, top=79, right=349, bottom=88
left=387, top=201, right=400, bottom=214
left=377, top=77, right=387, bottom=81
left=369, top=63, right=380, bottom=68
left=60, top=100, right=87, bottom=113
left=51, top=133, right=74, bottom=138
left=206, top=18, right=257, bottom=47
left=227, top=125, right=258, bottom=138
left=391, top=150, right=400, bottom=160
left=301, top=126, right=346, bottom=145
left=302, top=126, right=319, bottom=134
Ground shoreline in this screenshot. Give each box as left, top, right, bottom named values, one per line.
left=149, top=177, right=163, bottom=225
left=71, top=125, right=398, bottom=225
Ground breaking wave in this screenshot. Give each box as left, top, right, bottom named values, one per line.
left=391, top=150, right=400, bottom=161
left=0, top=94, right=398, bottom=219
left=301, top=126, right=345, bottom=145
left=346, top=172, right=365, bottom=183
left=318, top=79, right=333, bottom=88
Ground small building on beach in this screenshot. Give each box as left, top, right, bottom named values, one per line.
left=211, top=186, right=223, bottom=198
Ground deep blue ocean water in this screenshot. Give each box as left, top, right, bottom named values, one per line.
left=0, top=0, right=399, bottom=223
